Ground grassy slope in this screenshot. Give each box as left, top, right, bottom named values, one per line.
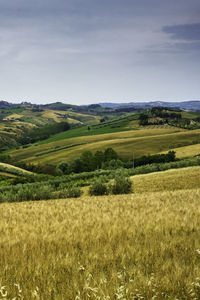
left=10, top=127, right=200, bottom=164
left=160, top=143, right=200, bottom=158
left=9, top=127, right=181, bottom=163
left=0, top=171, right=16, bottom=178
left=0, top=108, right=100, bottom=145
left=0, top=107, right=102, bottom=153
left=132, top=165, right=200, bottom=193
left=3, top=108, right=99, bottom=125
left=181, top=111, right=200, bottom=118
left=0, top=162, right=33, bottom=175
left=34, top=112, right=141, bottom=144
left=0, top=166, right=200, bottom=298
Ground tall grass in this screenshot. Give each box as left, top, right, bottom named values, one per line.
left=0, top=189, right=200, bottom=298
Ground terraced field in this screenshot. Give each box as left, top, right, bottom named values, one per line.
left=0, top=166, right=200, bottom=298
left=9, top=127, right=200, bottom=164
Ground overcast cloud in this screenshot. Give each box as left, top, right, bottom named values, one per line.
left=0, top=0, right=199, bottom=104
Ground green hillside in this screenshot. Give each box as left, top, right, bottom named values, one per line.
left=9, top=127, right=200, bottom=164
left=2, top=103, right=200, bottom=167
left=0, top=103, right=106, bottom=151
left=9, top=128, right=183, bottom=163
left=0, top=162, right=33, bottom=176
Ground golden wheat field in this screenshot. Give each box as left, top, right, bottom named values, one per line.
left=133, top=166, right=200, bottom=193
left=1, top=167, right=200, bottom=299
left=160, top=143, right=200, bottom=159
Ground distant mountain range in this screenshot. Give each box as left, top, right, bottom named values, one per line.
left=1, top=100, right=200, bottom=111
left=99, top=101, right=200, bottom=111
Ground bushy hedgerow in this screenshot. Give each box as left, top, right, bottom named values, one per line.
left=89, top=178, right=108, bottom=196
left=0, top=157, right=199, bottom=203
left=109, top=170, right=132, bottom=195
left=0, top=185, right=52, bottom=203
left=66, top=186, right=83, bottom=198
left=55, top=186, right=83, bottom=198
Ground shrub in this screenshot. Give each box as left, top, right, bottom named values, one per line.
left=109, top=171, right=132, bottom=194
left=56, top=161, right=70, bottom=175
left=89, top=178, right=108, bottom=196
left=55, top=185, right=83, bottom=198
left=65, top=186, right=83, bottom=198
left=0, top=185, right=53, bottom=203
left=104, top=159, right=124, bottom=170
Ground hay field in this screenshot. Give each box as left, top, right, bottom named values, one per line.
left=160, top=143, right=200, bottom=159
left=133, top=165, right=200, bottom=193
left=41, top=109, right=98, bottom=124
left=1, top=167, right=200, bottom=298
left=10, top=127, right=197, bottom=164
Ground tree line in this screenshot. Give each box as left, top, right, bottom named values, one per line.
left=18, top=122, right=70, bottom=145
left=56, top=149, right=176, bottom=175
left=0, top=147, right=176, bottom=177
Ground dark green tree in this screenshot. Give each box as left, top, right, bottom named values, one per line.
left=139, top=113, right=149, bottom=126
left=80, top=151, right=94, bottom=172
left=93, top=150, right=104, bottom=169
left=104, top=148, right=118, bottom=162
left=56, top=161, right=69, bottom=175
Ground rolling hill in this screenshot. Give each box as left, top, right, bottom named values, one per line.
left=8, top=126, right=200, bottom=165
left=1, top=101, right=200, bottom=168
left=0, top=103, right=105, bottom=151
left=100, top=100, right=200, bottom=110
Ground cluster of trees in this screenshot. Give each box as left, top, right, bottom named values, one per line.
left=139, top=108, right=182, bottom=126
left=139, top=113, right=149, bottom=125
left=11, top=161, right=57, bottom=176
left=151, top=107, right=182, bottom=119
left=196, top=117, right=200, bottom=122
left=56, top=148, right=120, bottom=175
left=131, top=151, right=176, bottom=168
left=0, top=147, right=176, bottom=177
left=56, top=148, right=176, bottom=175
left=18, top=122, right=70, bottom=145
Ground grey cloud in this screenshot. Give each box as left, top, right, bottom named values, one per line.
left=163, top=23, right=200, bottom=40
left=0, top=0, right=200, bottom=103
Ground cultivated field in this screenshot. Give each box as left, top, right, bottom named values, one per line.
left=0, top=167, right=200, bottom=299
left=160, top=143, right=200, bottom=159
left=10, top=127, right=200, bottom=165
left=133, top=165, right=200, bottom=193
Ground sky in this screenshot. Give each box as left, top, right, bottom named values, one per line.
left=0, top=0, right=200, bottom=105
